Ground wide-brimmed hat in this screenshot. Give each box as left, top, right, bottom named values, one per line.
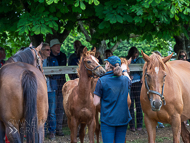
left=50, top=39, right=61, bottom=47
left=104, top=56, right=121, bottom=66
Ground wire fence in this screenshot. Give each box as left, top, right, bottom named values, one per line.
left=4, top=64, right=154, bottom=143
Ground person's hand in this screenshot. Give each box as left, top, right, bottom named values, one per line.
left=130, top=76, right=133, bottom=80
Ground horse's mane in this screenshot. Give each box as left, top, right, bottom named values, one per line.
left=77, top=50, right=95, bottom=78
left=6, top=48, right=34, bottom=65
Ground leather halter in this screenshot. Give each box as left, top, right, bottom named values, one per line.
left=82, top=58, right=101, bottom=78
left=144, top=68, right=166, bottom=105
left=29, top=47, right=43, bottom=72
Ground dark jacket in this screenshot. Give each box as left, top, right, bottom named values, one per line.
left=50, top=51, right=67, bottom=91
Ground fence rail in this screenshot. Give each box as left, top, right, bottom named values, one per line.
left=43, top=64, right=144, bottom=75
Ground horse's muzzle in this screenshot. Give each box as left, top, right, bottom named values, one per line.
left=94, top=67, right=106, bottom=77
left=151, top=100, right=162, bottom=111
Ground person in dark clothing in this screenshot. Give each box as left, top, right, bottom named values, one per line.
left=126, top=46, right=145, bottom=132
left=94, top=56, right=131, bottom=143
left=69, top=45, right=85, bottom=80
left=50, top=39, right=67, bottom=136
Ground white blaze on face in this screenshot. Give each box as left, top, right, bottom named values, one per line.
left=91, top=55, right=100, bottom=65
left=155, top=67, right=159, bottom=74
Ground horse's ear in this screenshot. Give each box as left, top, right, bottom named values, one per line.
left=29, top=42, right=32, bottom=47
left=92, top=47, right=96, bottom=53
left=36, top=42, right=43, bottom=51
left=83, top=47, right=88, bottom=56
left=162, top=53, right=173, bottom=63
left=141, top=50, right=150, bottom=62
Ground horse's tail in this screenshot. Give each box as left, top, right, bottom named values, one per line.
left=22, top=70, right=38, bottom=143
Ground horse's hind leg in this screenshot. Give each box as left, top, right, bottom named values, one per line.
left=181, top=121, right=190, bottom=143
left=79, top=123, right=86, bottom=143
left=0, top=121, right=5, bottom=142
left=5, top=124, right=21, bottom=143
left=38, top=124, right=45, bottom=143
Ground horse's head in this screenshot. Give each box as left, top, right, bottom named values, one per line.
left=30, top=42, right=44, bottom=73
left=141, top=51, right=173, bottom=111
left=120, top=58, right=130, bottom=73
left=80, top=47, right=105, bottom=77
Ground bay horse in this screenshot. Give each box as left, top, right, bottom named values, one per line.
left=62, top=47, right=105, bottom=143
left=140, top=51, right=190, bottom=143
left=0, top=43, right=48, bottom=143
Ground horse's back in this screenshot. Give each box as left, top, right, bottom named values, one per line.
left=169, top=60, right=190, bottom=119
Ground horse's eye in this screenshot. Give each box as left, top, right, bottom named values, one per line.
left=146, top=74, right=150, bottom=78
left=87, top=61, right=91, bottom=64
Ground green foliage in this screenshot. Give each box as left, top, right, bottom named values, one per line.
left=113, top=37, right=176, bottom=58
left=61, top=29, right=92, bottom=58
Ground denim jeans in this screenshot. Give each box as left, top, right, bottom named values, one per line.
left=47, top=91, right=56, bottom=133
left=100, top=122, right=127, bottom=143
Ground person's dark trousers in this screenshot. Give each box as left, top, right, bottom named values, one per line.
left=55, top=91, right=64, bottom=133
left=47, top=91, right=56, bottom=134
left=129, top=81, right=143, bottom=129
left=100, top=122, right=127, bottom=143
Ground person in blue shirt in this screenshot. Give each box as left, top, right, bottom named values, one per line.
left=93, top=56, right=132, bottom=143
left=40, top=43, right=60, bottom=140
left=126, top=46, right=145, bottom=132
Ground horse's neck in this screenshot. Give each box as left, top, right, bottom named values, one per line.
left=78, top=63, right=92, bottom=101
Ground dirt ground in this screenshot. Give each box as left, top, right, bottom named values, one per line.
left=44, top=124, right=189, bottom=143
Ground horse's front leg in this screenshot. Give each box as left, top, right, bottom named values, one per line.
left=171, top=114, right=181, bottom=143
left=144, top=114, right=157, bottom=143
left=88, top=117, right=96, bottom=143
left=70, top=116, right=78, bottom=143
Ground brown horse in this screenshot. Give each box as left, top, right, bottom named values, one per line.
left=62, top=47, right=105, bottom=143
left=0, top=44, right=48, bottom=143
left=140, top=51, right=190, bottom=143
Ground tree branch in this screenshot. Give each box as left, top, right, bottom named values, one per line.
left=78, top=21, right=91, bottom=42
left=111, top=40, right=122, bottom=52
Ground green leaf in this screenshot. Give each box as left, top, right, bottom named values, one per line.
left=116, top=15, right=123, bottom=23
left=32, top=25, right=40, bottom=32
left=74, top=0, right=79, bottom=7
left=89, top=0, right=93, bottom=4
left=39, top=0, right=44, bottom=3
left=110, top=16, right=117, bottom=24
left=175, top=14, right=179, bottom=21
left=170, top=5, right=176, bottom=14
left=35, top=26, right=41, bottom=34
left=41, top=24, right=48, bottom=34
left=54, top=0, right=59, bottom=3
left=123, top=15, right=133, bottom=22
left=80, top=1, right=86, bottom=10
left=52, top=21, right=58, bottom=31
left=94, top=0, right=99, bottom=5
left=46, top=0, right=54, bottom=5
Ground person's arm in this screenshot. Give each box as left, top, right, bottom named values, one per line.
left=93, top=94, right=100, bottom=106
left=93, top=79, right=102, bottom=106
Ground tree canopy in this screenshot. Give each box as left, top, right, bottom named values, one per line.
left=0, top=0, right=190, bottom=56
